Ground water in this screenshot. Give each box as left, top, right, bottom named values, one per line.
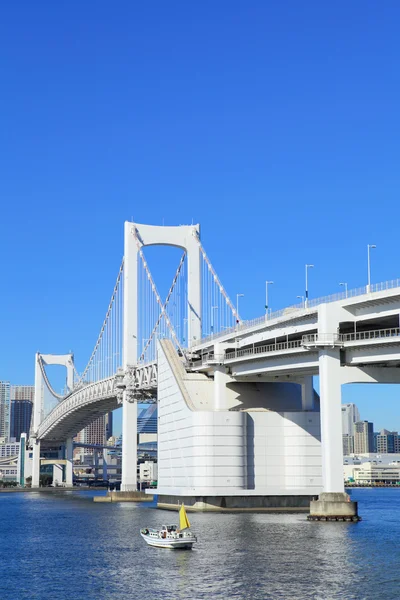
left=0, top=489, right=399, bottom=600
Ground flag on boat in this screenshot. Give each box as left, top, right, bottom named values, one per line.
left=179, top=503, right=191, bottom=530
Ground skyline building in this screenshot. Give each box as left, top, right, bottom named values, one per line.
left=354, top=420, right=374, bottom=454
left=10, top=385, right=34, bottom=442
left=342, top=434, right=354, bottom=455
left=0, top=381, right=11, bottom=441
left=341, top=403, right=360, bottom=435
left=75, top=413, right=113, bottom=455
left=10, top=400, right=33, bottom=442
left=375, top=429, right=400, bottom=454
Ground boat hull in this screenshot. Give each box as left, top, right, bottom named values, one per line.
left=140, top=532, right=196, bottom=549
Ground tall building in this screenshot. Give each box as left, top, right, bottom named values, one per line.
left=76, top=413, right=113, bottom=455
left=10, top=385, right=34, bottom=442
left=10, top=401, right=32, bottom=442
left=0, top=381, right=11, bottom=441
left=354, top=421, right=374, bottom=454
left=342, top=434, right=354, bottom=455
left=341, top=403, right=360, bottom=455
left=341, top=404, right=360, bottom=435
left=376, top=429, right=400, bottom=454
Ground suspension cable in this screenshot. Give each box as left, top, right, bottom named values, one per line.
left=132, top=227, right=185, bottom=358
left=139, top=250, right=187, bottom=362
left=75, top=259, right=124, bottom=385
left=193, top=230, right=240, bottom=322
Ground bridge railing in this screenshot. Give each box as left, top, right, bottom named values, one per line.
left=198, top=277, right=400, bottom=347
left=203, top=327, right=400, bottom=365
left=225, top=339, right=303, bottom=360
left=342, top=328, right=400, bottom=342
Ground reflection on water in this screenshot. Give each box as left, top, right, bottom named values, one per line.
left=0, top=489, right=399, bottom=599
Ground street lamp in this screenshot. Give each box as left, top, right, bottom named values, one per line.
left=297, top=295, right=305, bottom=308
left=367, top=244, right=376, bottom=292
left=265, top=281, right=274, bottom=317
left=339, top=282, right=348, bottom=298
left=211, top=306, right=218, bottom=334
left=236, top=293, right=244, bottom=323
left=305, top=264, right=314, bottom=308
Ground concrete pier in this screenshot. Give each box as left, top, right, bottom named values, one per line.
left=93, top=491, right=153, bottom=503
left=157, top=494, right=313, bottom=512
left=308, top=492, right=361, bottom=522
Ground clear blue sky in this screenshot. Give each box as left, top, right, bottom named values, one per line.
left=1, top=1, right=400, bottom=434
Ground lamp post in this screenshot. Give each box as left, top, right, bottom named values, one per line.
left=236, top=293, right=244, bottom=324
left=265, top=281, right=274, bottom=318
left=305, top=264, right=314, bottom=308
left=297, top=295, right=305, bottom=308
left=211, top=305, right=218, bottom=335
left=339, top=282, right=348, bottom=298
left=367, top=244, right=376, bottom=292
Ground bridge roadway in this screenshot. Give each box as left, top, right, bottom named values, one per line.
left=37, top=281, right=400, bottom=445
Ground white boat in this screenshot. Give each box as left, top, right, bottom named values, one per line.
left=140, top=503, right=197, bottom=549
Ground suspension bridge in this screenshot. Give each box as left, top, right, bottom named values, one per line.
left=32, top=222, right=240, bottom=489
left=31, top=221, right=400, bottom=516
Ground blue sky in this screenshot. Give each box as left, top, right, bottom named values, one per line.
left=1, top=1, right=400, bottom=434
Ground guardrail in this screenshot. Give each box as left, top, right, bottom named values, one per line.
left=225, top=339, right=303, bottom=360
left=210, top=327, right=400, bottom=365
left=342, top=328, right=400, bottom=342
left=197, top=277, right=400, bottom=347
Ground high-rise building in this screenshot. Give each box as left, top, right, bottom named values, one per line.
left=10, top=385, right=34, bottom=442
left=10, top=400, right=32, bottom=442
left=343, top=434, right=354, bottom=455
left=10, top=386, right=34, bottom=402
left=354, top=421, right=374, bottom=454
left=376, top=429, right=400, bottom=454
left=341, top=403, right=360, bottom=455
left=0, top=382, right=11, bottom=441
left=76, top=413, right=113, bottom=455
left=341, top=404, right=360, bottom=435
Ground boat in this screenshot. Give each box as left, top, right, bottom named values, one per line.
left=140, top=503, right=197, bottom=549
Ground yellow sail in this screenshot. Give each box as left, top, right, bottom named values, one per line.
left=179, top=503, right=191, bottom=530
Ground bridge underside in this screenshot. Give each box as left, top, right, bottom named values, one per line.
left=40, top=396, right=119, bottom=444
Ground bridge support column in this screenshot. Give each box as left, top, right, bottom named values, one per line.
left=102, top=447, right=108, bottom=483
left=65, top=438, right=73, bottom=487
left=121, top=399, right=137, bottom=491
left=32, top=440, right=41, bottom=488
left=309, top=347, right=359, bottom=521
left=301, top=376, right=314, bottom=411
left=214, top=366, right=226, bottom=410
left=318, top=348, right=343, bottom=493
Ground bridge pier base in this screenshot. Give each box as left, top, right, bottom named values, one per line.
left=309, top=344, right=360, bottom=521
left=32, top=440, right=41, bottom=488
left=52, top=464, right=63, bottom=487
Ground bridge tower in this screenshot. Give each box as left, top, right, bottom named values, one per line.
left=121, top=221, right=201, bottom=491
left=32, top=353, right=74, bottom=488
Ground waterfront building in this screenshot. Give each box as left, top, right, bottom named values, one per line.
left=0, top=381, right=11, bottom=441
left=0, top=439, right=20, bottom=482
left=354, top=421, right=374, bottom=454
left=139, top=460, right=158, bottom=483
left=344, top=461, right=400, bottom=485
